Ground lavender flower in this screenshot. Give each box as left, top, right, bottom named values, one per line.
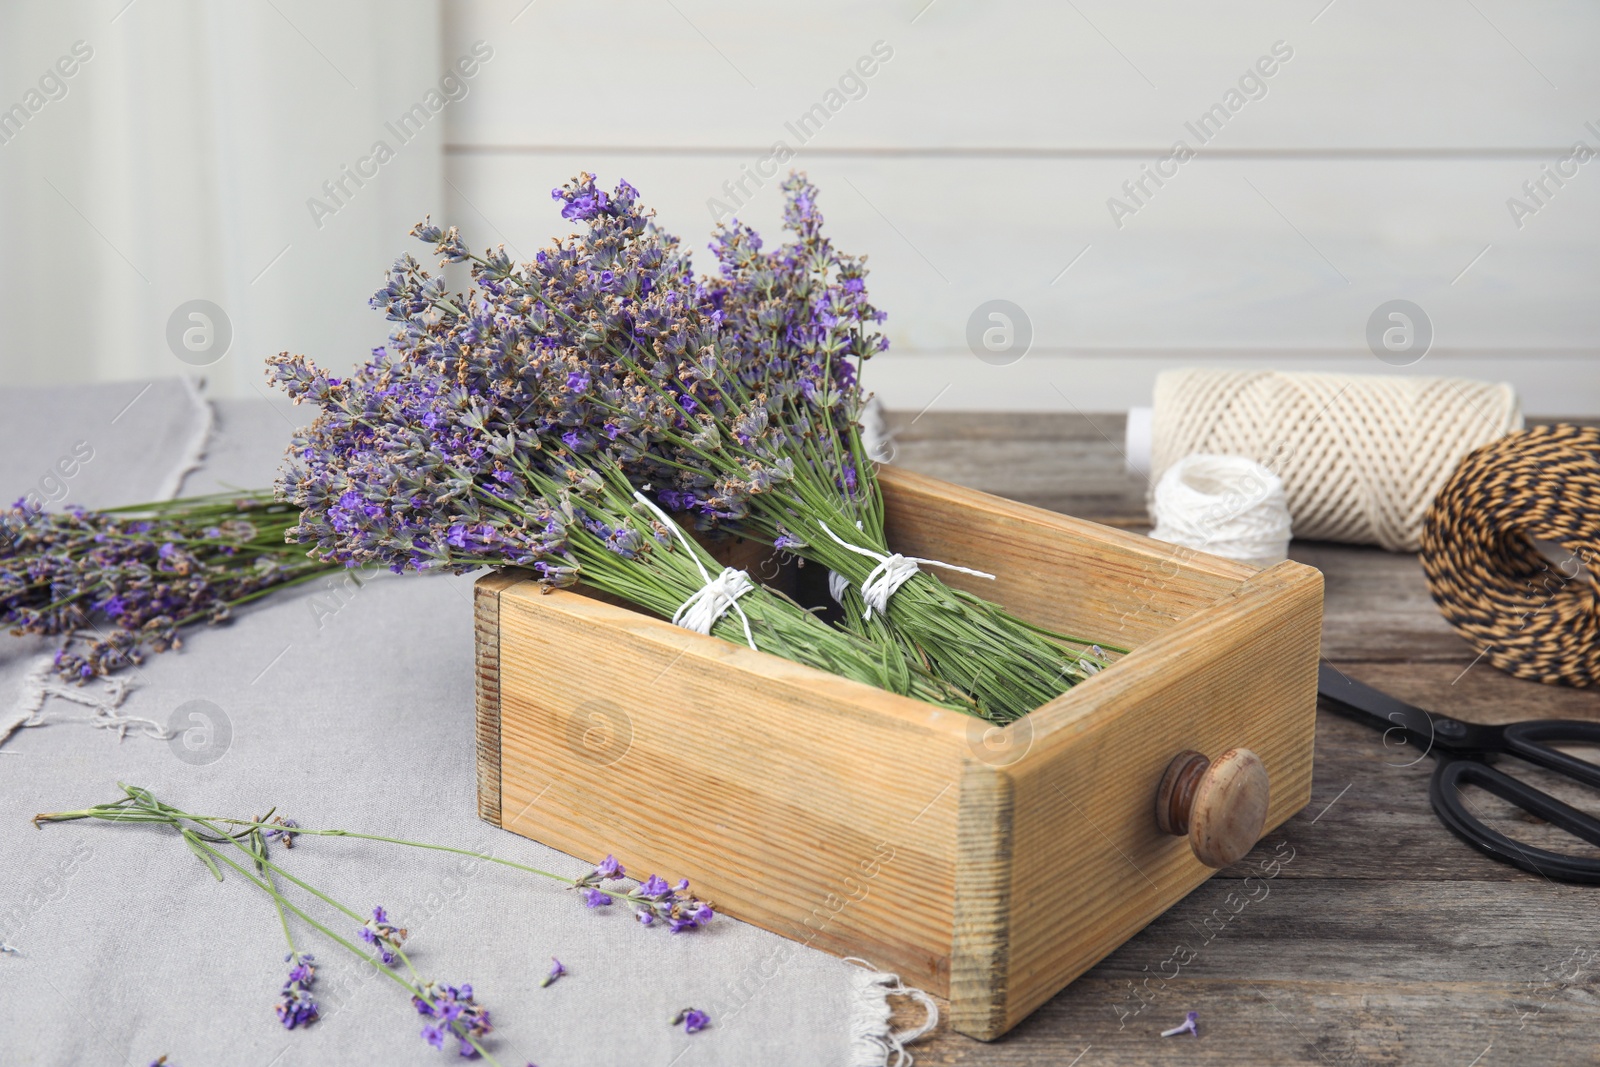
left=670, top=1008, right=710, bottom=1034
left=413, top=980, right=494, bottom=1058
left=275, top=951, right=320, bottom=1030
left=626, top=874, right=713, bottom=933
left=539, top=957, right=566, bottom=988
left=358, top=906, right=408, bottom=965
left=572, top=855, right=626, bottom=906
left=263, top=816, right=299, bottom=849
left=648, top=173, right=1117, bottom=717
left=1161, top=1010, right=1199, bottom=1037
left=568, top=854, right=711, bottom=930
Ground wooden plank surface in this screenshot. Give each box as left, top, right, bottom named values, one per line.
left=887, top=411, right=1600, bottom=1066
left=443, top=152, right=1600, bottom=414
left=448, top=0, right=1600, bottom=149
left=441, top=0, right=1600, bottom=415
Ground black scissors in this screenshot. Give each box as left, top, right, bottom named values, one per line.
left=1317, top=663, right=1600, bottom=884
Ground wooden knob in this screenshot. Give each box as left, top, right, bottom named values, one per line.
left=1155, top=747, right=1270, bottom=868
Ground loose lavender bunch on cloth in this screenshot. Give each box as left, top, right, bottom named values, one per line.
left=37, top=785, right=716, bottom=1063
left=412, top=173, right=1117, bottom=722
left=0, top=492, right=335, bottom=681
left=266, top=323, right=973, bottom=709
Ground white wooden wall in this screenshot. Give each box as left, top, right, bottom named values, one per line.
left=2, top=1, right=1594, bottom=415
left=443, top=0, right=1600, bottom=413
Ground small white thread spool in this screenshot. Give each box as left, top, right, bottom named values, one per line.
left=1149, top=454, right=1292, bottom=569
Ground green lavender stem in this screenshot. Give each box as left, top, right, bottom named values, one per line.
left=37, top=797, right=644, bottom=906
left=38, top=786, right=505, bottom=1063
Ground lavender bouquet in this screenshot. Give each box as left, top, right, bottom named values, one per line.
left=392, top=172, right=1117, bottom=721
left=0, top=493, right=336, bottom=681
left=266, top=327, right=975, bottom=709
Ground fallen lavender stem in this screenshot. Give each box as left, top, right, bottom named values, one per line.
left=38, top=797, right=710, bottom=918
left=35, top=784, right=716, bottom=1061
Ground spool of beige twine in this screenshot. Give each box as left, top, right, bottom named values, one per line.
left=1149, top=369, right=1524, bottom=551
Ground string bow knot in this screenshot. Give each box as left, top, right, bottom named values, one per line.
left=816, top=521, right=994, bottom=619
left=633, top=492, right=757, bottom=649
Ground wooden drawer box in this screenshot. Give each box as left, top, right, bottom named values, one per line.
left=473, top=467, right=1323, bottom=1039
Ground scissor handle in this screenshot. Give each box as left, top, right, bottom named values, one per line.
left=1431, top=756, right=1600, bottom=884
left=1501, top=720, right=1600, bottom=789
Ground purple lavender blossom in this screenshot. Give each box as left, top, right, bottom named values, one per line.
left=275, top=952, right=319, bottom=1030
left=567, top=853, right=709, bottom=930
left=263, top=171, right=986, bottom=711
left=671, top=1008, right=710, bottom=1034
left=539, top=957, right=566, bottom=988
left=263, top=816, right=299, bottom=849
left=626, top=874, right=714, bottom=933
left=413, top=981, right=494, bottom=1057
left=358, top=906, right=408, bottom=966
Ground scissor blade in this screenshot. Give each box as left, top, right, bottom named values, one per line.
left=1317, top=662, right=1441, bottom=745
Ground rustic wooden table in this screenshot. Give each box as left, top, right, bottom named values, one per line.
left=885, top=412, right=1600, bottom=1067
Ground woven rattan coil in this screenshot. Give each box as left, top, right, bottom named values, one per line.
left=1420, top=424, right=1600, bottom=688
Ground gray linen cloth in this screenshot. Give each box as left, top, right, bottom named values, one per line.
left=0, top=379, right=925, bottom=1067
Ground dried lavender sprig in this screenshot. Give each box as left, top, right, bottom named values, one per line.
left=39, top=786, right=719, bottom=1059
left=243, top=822, right=323, bottom=1030
left=36, top=786, right=508, bottom=1061
left=35, top=786, right=715, bottom=924
left=666, top=177, right=1129, bottom=713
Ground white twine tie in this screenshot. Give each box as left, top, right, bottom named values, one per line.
left=633, top=491, right=757, bottom=649
left=827, top=569, right=851, bottom=605
left=816, top=521, right=995, bottom=620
